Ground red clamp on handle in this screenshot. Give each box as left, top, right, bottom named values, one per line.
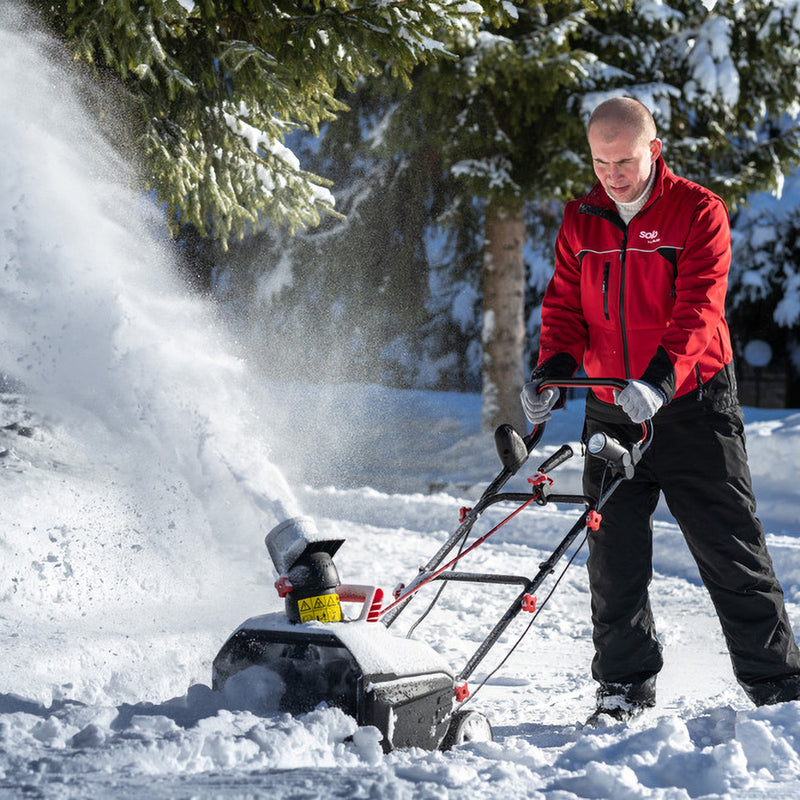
left=454, top=682, right=470, bottom=702
left=393, top=583, right=406, bottom=600
left=528, top=472, right=553, bottom=488
left=521, top=594, right=537, bottom=613
left=459, top=507, right=472, bottom=523
left=586, top=510, right=602, bottom=531
left=275, top=576, right=293, bottom=598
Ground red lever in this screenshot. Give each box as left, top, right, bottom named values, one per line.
left=454, top=682, right=470, bottom=702
left=459, top=507, right=472, bottom=523
left=586, top=510, right=602, bottom=531
left=275, top=576, right=293, bottom=598
left=366, top=587, right=384, bottom=622
left=337, top=585, right=385, bottom=622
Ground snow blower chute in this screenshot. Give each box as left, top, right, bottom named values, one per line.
left=212, top=378, right=653, bottom=751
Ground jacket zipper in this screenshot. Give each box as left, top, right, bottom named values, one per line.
left=619, top=232, right=631, bottom=378
left=602, top=262, right=610, bottom=320
left=602, top=261, right=611, bottom=319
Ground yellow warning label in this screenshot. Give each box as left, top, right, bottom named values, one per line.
left=298, top=593, right=342, bottom=623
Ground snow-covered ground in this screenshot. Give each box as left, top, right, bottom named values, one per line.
left=3, top=3, right=800, bottom=798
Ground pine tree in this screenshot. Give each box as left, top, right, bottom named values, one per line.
left=380, top=1, right=611, bottom=430
left=33, top=0, right=513, bottom=246
left=213, top=68, right=480, bottom=392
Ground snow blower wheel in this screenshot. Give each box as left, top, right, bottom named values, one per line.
left=440, top=709, right=494, bottom=750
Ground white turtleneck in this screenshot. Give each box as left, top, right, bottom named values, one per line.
left=611, top=163, right=657, bottom=225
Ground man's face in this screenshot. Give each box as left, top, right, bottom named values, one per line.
left=588, top=121, right=661, bottom=204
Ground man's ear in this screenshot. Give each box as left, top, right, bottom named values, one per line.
left=650, top=138, right=662, bottom=162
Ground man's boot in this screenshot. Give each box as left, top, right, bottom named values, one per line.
left=584, top=677, right=656, bottom=726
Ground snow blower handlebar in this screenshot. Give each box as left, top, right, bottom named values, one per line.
left=382, top=377, right=654, bottom=689
left=530, top=377, right=655, bottom=505
left=537, top=376, right=652, bottom=448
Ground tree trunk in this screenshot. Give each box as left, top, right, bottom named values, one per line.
left=481, top=199, right=526, bottom=433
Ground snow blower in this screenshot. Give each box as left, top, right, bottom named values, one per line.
left=212, top=378, right=653, bottom=751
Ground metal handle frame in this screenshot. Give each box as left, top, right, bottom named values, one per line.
left=380, top=377, right=654, bottom=689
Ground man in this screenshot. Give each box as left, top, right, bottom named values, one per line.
left=521, top=97, right=800, bottom=723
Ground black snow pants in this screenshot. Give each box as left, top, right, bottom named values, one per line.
left=582, top=364, right=800, bottom=705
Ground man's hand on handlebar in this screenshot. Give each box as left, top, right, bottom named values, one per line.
left=614, top=380, right=665, bottom=423
left=520, top=381, right=559, bottom=424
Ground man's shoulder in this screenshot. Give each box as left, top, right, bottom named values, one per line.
left=660, top=164, right=727, bottom=211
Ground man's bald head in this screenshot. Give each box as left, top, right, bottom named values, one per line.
left=587, top=97, right=658, bottom=146
left=586, top=97, right=662, bottom=205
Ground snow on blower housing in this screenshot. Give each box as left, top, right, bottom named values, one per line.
left=212, top=378, right=653, bottom=751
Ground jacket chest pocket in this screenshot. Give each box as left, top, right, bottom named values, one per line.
left=580, top=255, right=619, bottom=326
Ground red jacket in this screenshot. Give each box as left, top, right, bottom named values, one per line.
left=537, top=157, right=734, bottom=405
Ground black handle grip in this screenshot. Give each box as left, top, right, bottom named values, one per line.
left=537, top=443, right=573, bottom=474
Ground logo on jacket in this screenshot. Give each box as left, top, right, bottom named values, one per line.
left=639, top=230, right=660, bottom=242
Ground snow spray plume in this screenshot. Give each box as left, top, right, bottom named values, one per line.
left=0, top=2, right=297, bottom=619
left=209, top=191, right=409, bottom=495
